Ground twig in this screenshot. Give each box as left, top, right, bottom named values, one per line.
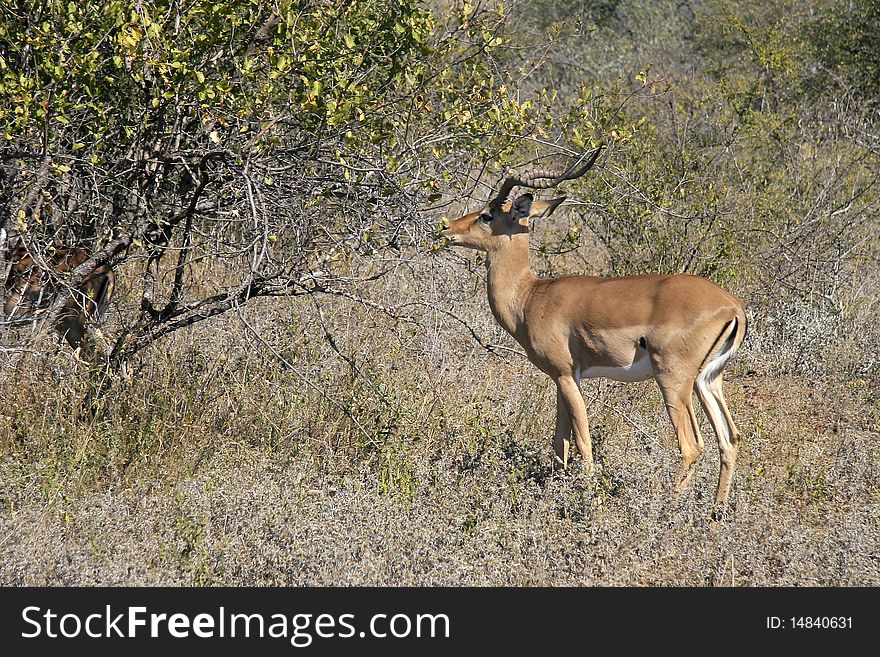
left=233, top=302, right=381, bottom=448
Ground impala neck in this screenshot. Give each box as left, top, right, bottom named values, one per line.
left=485, top=232, right=536, bottom=338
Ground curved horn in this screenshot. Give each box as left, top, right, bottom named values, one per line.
left=490, top=143, right=605, bottom=209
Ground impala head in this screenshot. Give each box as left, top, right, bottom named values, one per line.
left=441, top=144, right=604, bottom=252
left=442, top=194, right=566, bottom=251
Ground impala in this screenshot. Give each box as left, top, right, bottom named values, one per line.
left=441, top=146, right=747, bottom=511
left=3, top=246, right=115, bottom=356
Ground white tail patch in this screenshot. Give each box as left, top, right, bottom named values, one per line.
left=696, top=318, right=739, bottom=452
left=696, top=318, right=738, bottom=392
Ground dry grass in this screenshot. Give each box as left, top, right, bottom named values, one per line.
left=1, top=247, right=878, bottom=586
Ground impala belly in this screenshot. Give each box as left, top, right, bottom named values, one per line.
left=569, top=319, right=655, bottom=382
left=578, top=350, right=653, bottom=382
left=529, top=328, right=654, bottom=381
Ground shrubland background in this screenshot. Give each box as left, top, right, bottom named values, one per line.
left=0, top=0, right=877, bottom=585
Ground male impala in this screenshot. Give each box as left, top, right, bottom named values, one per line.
left=4, top=246, right=115, bottom=357
left=441, top=146, right=746, bottom=512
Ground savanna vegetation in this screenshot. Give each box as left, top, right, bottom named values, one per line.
left=0, top=0, right=877, bottom=585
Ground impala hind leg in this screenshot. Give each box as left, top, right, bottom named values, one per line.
left=553, top=387, right=572, bottom=470
left=711, top=375, right=739, bottom=440
left=555, top=375, right=593, bottom=471
left=657, top=376, right=703, bottom=493
left=696, top=373, right=738, bottom=507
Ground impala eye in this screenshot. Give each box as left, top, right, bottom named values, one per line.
left=479, top=213, right=493, bottom=223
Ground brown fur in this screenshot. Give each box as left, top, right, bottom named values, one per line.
left=443, top=194, right=746, bottom=509
left=4, top=246, right=115, bottom=351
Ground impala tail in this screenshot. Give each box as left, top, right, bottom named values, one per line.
left=698, top=313, right=746, bottom=390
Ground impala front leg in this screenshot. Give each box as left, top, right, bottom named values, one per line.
left=553, top=387, right=572, bottom=470
left=555, top=375, right=593, bottom=472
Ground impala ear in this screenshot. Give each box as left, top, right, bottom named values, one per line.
left=541, top=196, right=566, bottom=217
left=510, top=194, right=534, bottom=221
